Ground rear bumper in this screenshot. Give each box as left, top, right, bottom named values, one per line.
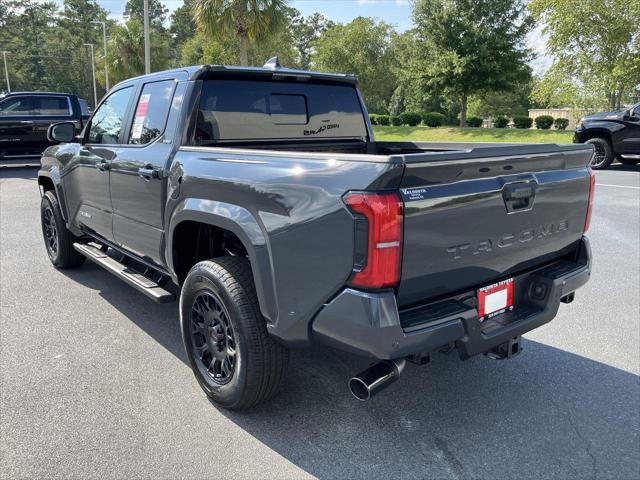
left=311, top=237, right=592, bottom=360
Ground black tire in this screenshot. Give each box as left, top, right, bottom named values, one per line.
left=40, top=191, right=85, bottom=268
left=180, top=256, right=289, bottom=410
left=617, top=156, right=640, bottom=166
left=585, top=137, right=614, bottom=169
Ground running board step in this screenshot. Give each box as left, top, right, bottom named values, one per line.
left=73, top=243, right=176, bottom=303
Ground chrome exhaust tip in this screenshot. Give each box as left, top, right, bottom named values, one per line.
left=348, top=359, right=406, bottom=401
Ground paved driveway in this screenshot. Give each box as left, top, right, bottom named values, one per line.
left=1, top=165, right=638, bottom=479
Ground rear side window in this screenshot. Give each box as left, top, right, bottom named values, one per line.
left=129, top=80, right=175, bottom=145
left=0, top=96, right=32, bottom=116
left=32, top=96, right=70, bottom=116
left=195, top=80, right=366, bottom=143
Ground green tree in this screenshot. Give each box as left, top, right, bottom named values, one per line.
left=530, top=0, right=640, bottom=110
left=290, top=11, right=334, bottom=70
left=0, top=0, right=60, bottom=93
left=311, top=17, right=396, bottom=114
left=169, top=0, right=197, bottom=52
left=468, top=78, right=534, bottom=118
left=105, top=20, right=170, bottom=85
left=193, top=0, right=290, bottom=66
left=124, top=0, right=169, bottom=31
left=413, top=0, right=533, bottom=126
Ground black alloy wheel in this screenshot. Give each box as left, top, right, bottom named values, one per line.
left=42, top=205, right=59, bottom=259
left=190, top=291, right=237, bottom=385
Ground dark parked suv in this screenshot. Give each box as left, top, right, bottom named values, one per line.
left=0, top=92, right=90, bottom=166
left=574, top=102, right=640, bottom=169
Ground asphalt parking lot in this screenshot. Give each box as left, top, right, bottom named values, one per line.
left=1, top=165, right=638, bottom=479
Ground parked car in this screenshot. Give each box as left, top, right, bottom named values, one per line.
left=574, top=102, right=640, bottom=169
left=0, top=92, right=90, bottom=166
left=38, top=60, right=595, bottom=410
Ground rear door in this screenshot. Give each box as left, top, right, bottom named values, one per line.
left=110, top=78, right=179, bottom=265
left=396, top=144, right=594, bottom=307
left=63, top=85, right=135, bottom=241
left=0, top=95, right=37, bottom=158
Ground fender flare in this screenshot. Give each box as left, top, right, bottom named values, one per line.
left=37, top=167, right=68, bottom=222
left=167, top=198, right=278, bottom=323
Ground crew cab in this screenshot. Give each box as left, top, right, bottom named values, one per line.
left=38, top=60, right=595, bottom=409
left=0, top=92, right=90, bottom=166
left=574, top=102, right=640, bottom=169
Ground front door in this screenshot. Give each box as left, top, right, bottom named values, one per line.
left=63, top=86, right=135, bottom=242
left=110, top=79, right=177, bottom=265
left=0, top=95, right=37, bottom=159
left=618, top=104, right=640, bottom=155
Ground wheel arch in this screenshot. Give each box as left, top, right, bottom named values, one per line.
left=579, top=128, right=613, bottom=144
left=37, top=169, right=69, bottom=222
left=168, top=199, right=277, bottom=323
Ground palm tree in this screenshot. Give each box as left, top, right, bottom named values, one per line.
left=105, top=20, right=170, bottom=84
left=193, top=0, right=288, bottom=66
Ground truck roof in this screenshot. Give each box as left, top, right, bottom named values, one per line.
left=1, top=91, right=79, bottom=97
left=112, top=59, right=359, bottom=90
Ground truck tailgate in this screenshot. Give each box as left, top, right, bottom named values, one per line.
left=396, top=144, right=594, bottom=307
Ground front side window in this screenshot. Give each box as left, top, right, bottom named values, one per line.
left=128, top=80, right=175, bottom=145
left=87, top=86, right=133, bottom=144
left=32, top=96, right=70, bottom=116
left=0, top=96, right=32, bottom=116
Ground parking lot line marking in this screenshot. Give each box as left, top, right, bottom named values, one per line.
left=596, top=183, right=640, bottom=190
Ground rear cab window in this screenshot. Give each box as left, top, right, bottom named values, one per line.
left=195, top=79, right=367, bottom=144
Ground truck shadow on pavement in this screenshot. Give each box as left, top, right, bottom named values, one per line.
left=61, top=263, right=640, bottom=479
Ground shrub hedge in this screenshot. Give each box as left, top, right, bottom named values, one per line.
left=493, top=116, right=509, bottom=128
left=534, top=115, right=554, bottom=130
left=422, top=112, right=445, bottom=127
left=399, top=111, right=422, bottom=126
left=554, top=117, right=569, bottom=130
left=513, top=116, right=533, bottom=129
left=466, top=116, right=483, bottom=127
left=390, top=115, right=402, bottom=126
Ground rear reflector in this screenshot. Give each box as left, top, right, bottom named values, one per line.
left=344, top=191, right=403, bottom=289
left=584, top=168, right=595, bottom=233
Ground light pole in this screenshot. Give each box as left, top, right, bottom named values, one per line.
left=84, top=43, right=97, bottom=108
left=91, top=21, right=109, bottom=92
left=1, top=51, right=10, bottom=92
left=143, top=0, right=150, bottom=74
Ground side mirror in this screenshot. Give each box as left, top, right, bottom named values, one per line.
left=47, top=122, right=76, bottom=143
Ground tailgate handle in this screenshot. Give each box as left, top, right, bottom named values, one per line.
left=503, top=183, right=536, bottom=212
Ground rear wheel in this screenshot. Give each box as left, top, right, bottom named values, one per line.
left=585, top=137, right=614, bottom=169
left=40, top=191, right=85, bottom=268
left=180, top=256, right=289, bottom=410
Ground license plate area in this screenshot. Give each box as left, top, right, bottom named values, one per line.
left=478, top=278, right=514, bottom=321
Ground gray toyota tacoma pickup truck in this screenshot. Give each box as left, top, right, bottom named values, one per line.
left=38, top=60, right=595, bottom=410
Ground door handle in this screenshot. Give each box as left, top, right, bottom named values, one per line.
left=502, top=182, right=537, bottom=212
left=138, top=166, right=160, bottom=179
left=97, top=160, right=110, bottom=172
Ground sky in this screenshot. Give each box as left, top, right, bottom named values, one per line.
left=94, top=0, right=553, bottom=74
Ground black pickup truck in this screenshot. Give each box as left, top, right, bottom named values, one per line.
left=38, top=61, right=595, bottom=410
left=0, top=92, right=90, bottom=166
left=574, top=102, right=640, bottom=169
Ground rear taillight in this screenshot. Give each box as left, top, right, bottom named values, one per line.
left=584, top=168, right=596, bottom=233
left=344, top=191, right=403, bottom=289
